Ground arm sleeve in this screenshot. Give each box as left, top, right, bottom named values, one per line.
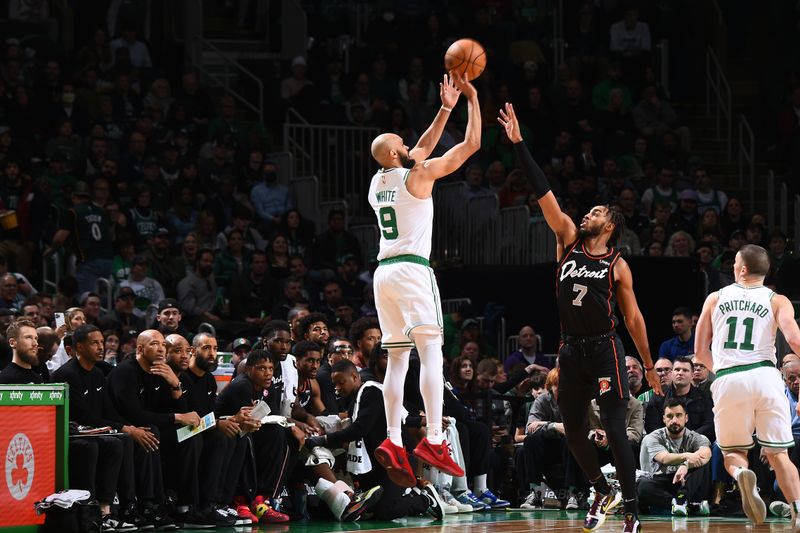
left=325, top=388, right=383, bottom=449
left=513, top=142, right=551, bottom=199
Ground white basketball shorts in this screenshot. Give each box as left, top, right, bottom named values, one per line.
left=373, top=261, right=443, bottom=349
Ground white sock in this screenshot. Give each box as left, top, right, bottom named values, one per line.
left=316, top=479, right=351, bottom=520
left=473, top=474, right=488, bottom=495
left=792, top=500, right=800, bottom=514
left=451, top=475, right=468, bottom=493
left=387, top=426, right=403, bottom=447
left=415, top=333, right=444, bottom=445
left=384, top=349, right=410, bottom=446
left=732, top=466, right=743, bottom=481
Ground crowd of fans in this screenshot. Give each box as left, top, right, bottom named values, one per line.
left=1, top=1, right=800, bottom=530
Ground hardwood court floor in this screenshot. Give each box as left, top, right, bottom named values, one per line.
left=175, top=509, right=795, bottom=532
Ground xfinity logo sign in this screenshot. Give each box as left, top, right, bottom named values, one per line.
left=560, top=260, right=608, bottom=281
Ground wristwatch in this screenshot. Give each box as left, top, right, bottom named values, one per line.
left=680, top=460, right=689, bottom=468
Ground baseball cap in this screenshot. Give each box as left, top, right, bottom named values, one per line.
left=131, top=254, right=148, bottom=265
left=232, top=338, right=251, bottom=351
left=73, top=181, right=91, bottom=197
left=155, top=227, right=170, bottom=237
left=291, top=56, right=307, bottom=68
left=678, top=189, right=698, bottom=201
left=157, top=299, right=180, bottom=314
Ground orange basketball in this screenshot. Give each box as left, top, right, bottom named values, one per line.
left=444, top=38, right=486, bottom=81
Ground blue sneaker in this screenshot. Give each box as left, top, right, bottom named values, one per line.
left=477, top=489, right=510, bottom=509
left=455, top=491, right=488, bottom=511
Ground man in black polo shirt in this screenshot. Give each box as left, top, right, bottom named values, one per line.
left=108, top=329, right=210, bottom=527
left=180, top=332, right=243, bottom=526
left=0, top=319, right=42, bottom=384
left=52, top=324, right=160, bottom=531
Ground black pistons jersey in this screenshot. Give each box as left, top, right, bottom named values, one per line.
left=556, top=239, right=622, bottom=336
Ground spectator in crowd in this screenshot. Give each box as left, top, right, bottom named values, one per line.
left=632, top=86, right=690, bottom=153
left=693, top=168, right=728, bottom=216
left=100, top=286, right=145, bottom=334
left=638, top=398, right=711, bottom=516
left=626, top=356, right=646, bottom=397
left=0, top=272, right=25, bottom=310
left=143, top=227, right=183, bottom=297
left=281, top=56, right=313, bottom=102
left=665, top=230, right=696, bottom=257
left=280, top=209, right=315, bottom=259
left=312, top=210, right=362, bottom=272
left=609, top=7, right=651, bottom=57
left=81, top=292, right=104, bottom=326
left=46, top=181, right=114, bottom=294
left=720, top=198, right=748, bottom=241
left=504, top=325, right=549, bottom=374
left=668, top=190, right=700, bottom=236
left=691, top=356, right=714, bottom=395
left=0, top=319, right=42, bottom=383
left=250, top=161, right=292, bottom=234
left=110, top=26, right=152, bottom=69
left=658, top=307, right=696, bottom=361
left=266, top=233, right=291, bottom=280
left=644, top=357, right=715, bottom=442
left=349, top=316, right=381, bottom=371
left=229, top=250, right=275, bottom=330
left=214, top=228, right=252, bottom=288
left=695, top=241, right=722, bottom=293
left=21, top=301, right=45, bottom=327
left=215, top=204, right=266, bottom=253
left=782, top=360, right=800, bottom=468
left=641, top=166, right=677, bottom=216
left=119, top=255, right=166, bottom=318
left=177, top=249, right=221, bottom=329
left=155, top=299, right=190, bottom=339
left=587, top=384, right=644, bottom=476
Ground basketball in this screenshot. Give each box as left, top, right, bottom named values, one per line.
left=444, top=39, right=487, bottom=81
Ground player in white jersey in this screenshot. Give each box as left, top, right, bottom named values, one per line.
left=695, top=244, right=800, bottom=527
left=367, top=73, right=480, bottom=488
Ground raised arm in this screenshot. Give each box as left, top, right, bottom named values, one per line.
left=497, top=102, right=577, bottom=249
left=615, top=258, right=661, bottom=395
left=406, top=77, right=480, bottom=199
left=408, top=74, right=461, bottom=163
left=694, top=291, right=718, bottom=371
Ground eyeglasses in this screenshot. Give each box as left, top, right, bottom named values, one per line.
left=334, top=346, right=354, bottom=355
left=692, top=363, right=706, bottom=370
left=655, top=368, right=672, bottom=373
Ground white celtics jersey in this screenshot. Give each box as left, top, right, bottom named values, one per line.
left=368, top=167, right=433, bottom=261
left=711, top=283, right=777, bottom=371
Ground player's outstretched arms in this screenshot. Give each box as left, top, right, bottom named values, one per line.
left=497, top=102, right=577, bottom=247
left=694, top=291, right=719, bottom=371
left=407, top=75, right=481, bottom=198
left=409, top=73, right=461, bottom=163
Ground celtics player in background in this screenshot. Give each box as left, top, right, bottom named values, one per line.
left=497, top=102, right=660, bottom=533
left=367, top=72, right=478, bottom=488
left=695, top=244, right=800, bottom=527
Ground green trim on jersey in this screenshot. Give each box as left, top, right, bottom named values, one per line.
left=714, top=360, right=774, bottom=378
left=718, top=442, right=756, bottom=451
left=403, top=169, right=411, bottom=183
left=378, top=254, right=430, bottom=267
left=428, top=269, right=443, bottom=327
left=755, top=437, right=795, bottom=448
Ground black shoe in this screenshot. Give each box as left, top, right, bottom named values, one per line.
left=179, top=507, right=217, bottom=529
left=120, top=505, right=155, bottom=531
left=208, top=506, right=237, bottom=527
left=142, top=505, right=178, bottom=531
left=101, top=514, right=137, bottom=532
left=341, top=485, right=384, bottom=522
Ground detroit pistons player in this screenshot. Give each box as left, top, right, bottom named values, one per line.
left=498, top=102, right=660, bottom=533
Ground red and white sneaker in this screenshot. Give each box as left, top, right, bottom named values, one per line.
left=413, top=438, right=465, bottom=477
left=374, top=438, right=417, bottom=488
left=232, top=496, right=259, bottom=524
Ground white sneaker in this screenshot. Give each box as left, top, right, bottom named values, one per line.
left=520, top=490, right=543, bottom=509
left=566, top=496, right=579, bottom=510
left=737, top=468, right=766, bottom=524
left=441, top=489, right=473, bottom=513
left=671, top=497, right=688, bottom=516
left=769, top=500, right=791, bottom=518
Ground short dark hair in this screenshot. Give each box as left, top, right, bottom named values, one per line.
left=349, top=317, right=380, bottom=346
left=6, top=318, right=36, bottom=341
left=245, top=349, right=272, bottom=367
left=672, top=307, right=693, bottom=319
left=665, top=397, right=687, bottom=411
left=260, top=320, right=291, bottom=342
left=738, top=244, right=770, bottom=277
left=73, top=324, right=101, bottom=345
left=328, top=209, right=345, bottom=221
left=294, top=340, right=322, bottom=359
left=331, top=359, right=358, bottom=375
left=674, top=356, right=694, bottom=370
left=296, top=313, right=328, bottom=341
left=197, top=249, right=215, bottom=263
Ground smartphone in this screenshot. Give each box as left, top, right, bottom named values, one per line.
left=54, top=312, right=66, bottom=328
